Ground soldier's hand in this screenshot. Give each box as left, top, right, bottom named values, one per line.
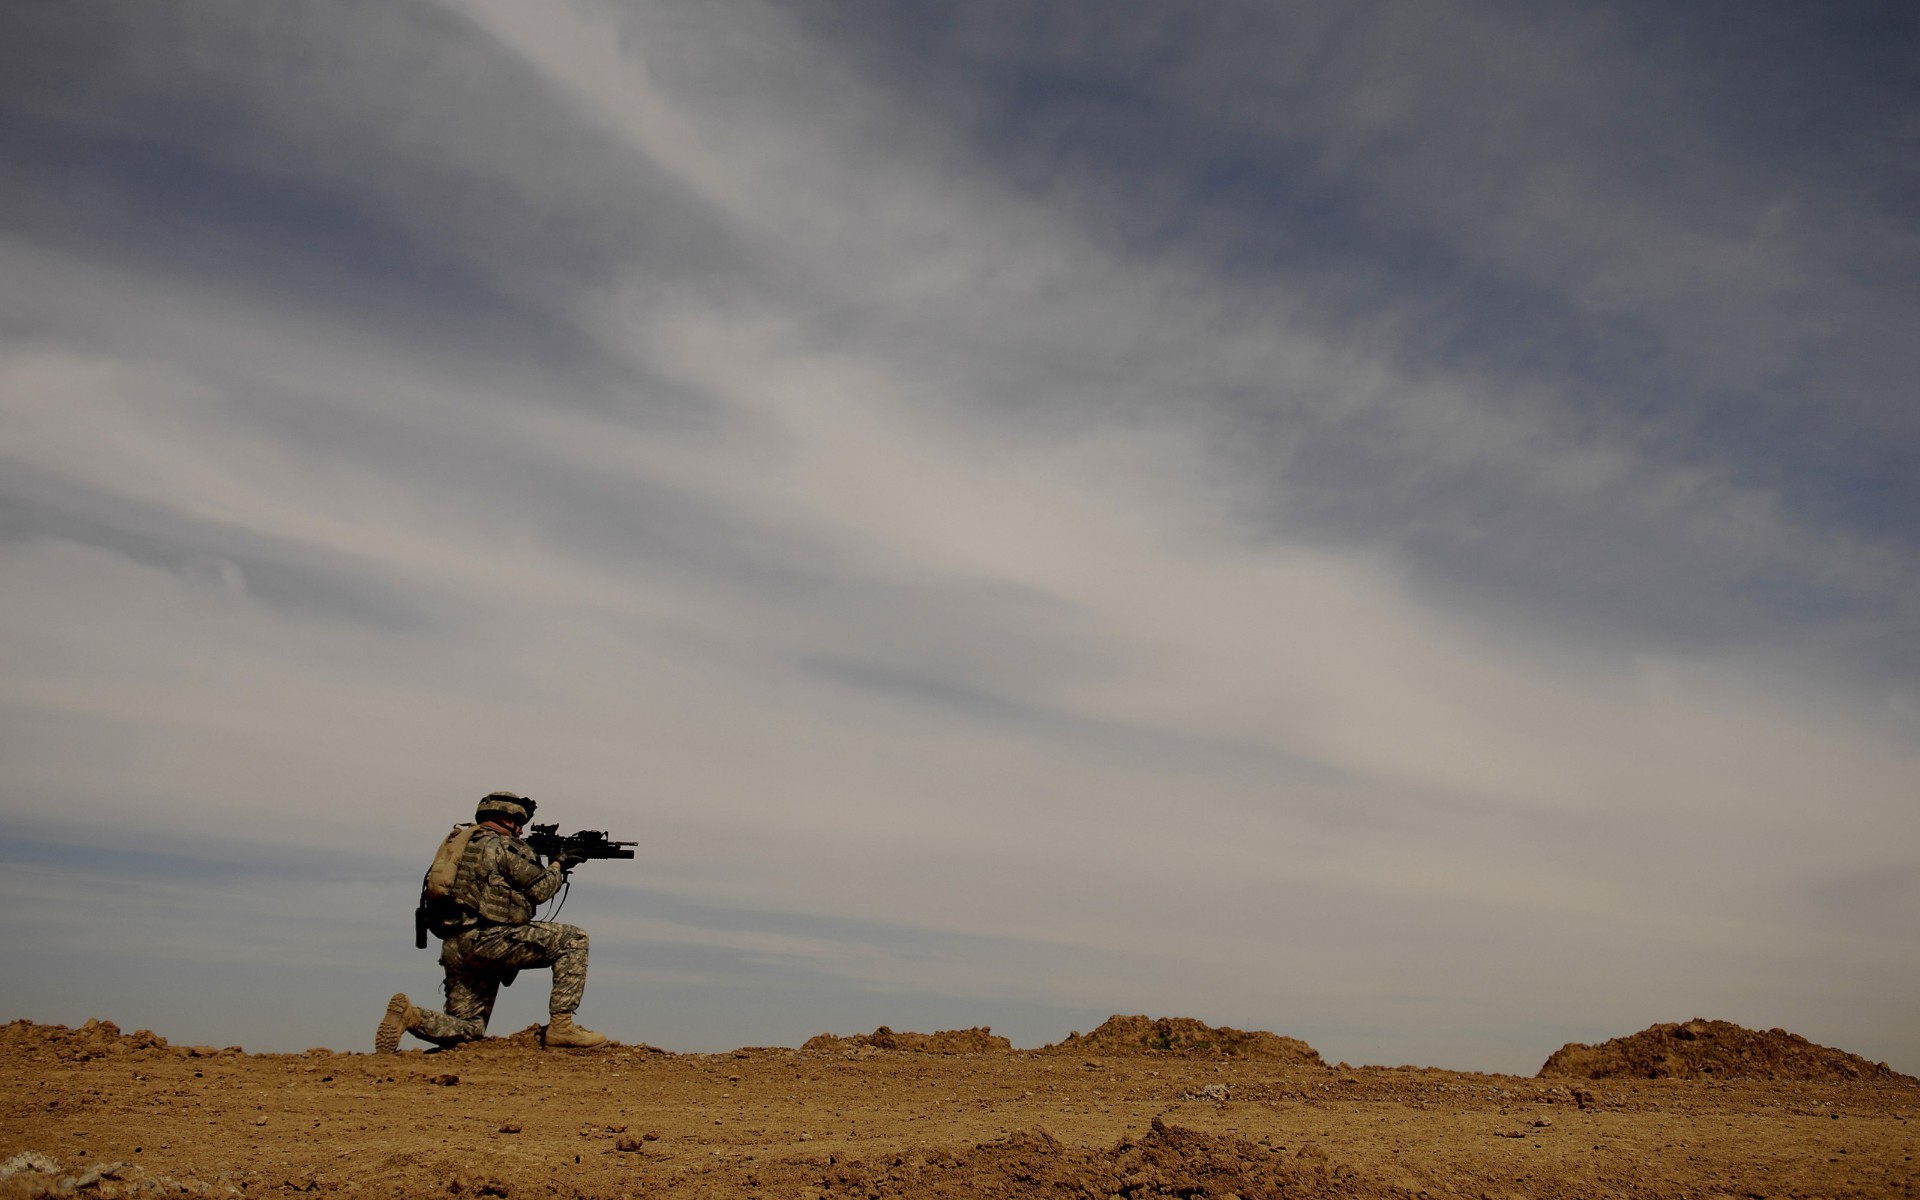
left=555, top=851, right=586, bottom=871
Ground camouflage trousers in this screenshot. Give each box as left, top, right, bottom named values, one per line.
left=408, top=921, right=590, bottom=1046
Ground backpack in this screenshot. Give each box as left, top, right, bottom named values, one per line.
left=413, top=824, right=481, bottom=948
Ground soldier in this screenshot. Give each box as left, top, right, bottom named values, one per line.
left=377, top=791, right=608, bottom=1051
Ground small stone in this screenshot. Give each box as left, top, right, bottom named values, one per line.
left=497, top=1122, right=522, bottom=1134
left=73, top=1161, right=127, bottom=1188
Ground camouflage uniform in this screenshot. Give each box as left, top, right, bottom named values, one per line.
left=407, top=825, right=590, bottom=1046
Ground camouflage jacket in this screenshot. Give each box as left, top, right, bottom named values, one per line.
left=444, top=826, right=568, bottom=930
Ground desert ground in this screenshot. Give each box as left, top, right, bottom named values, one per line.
left=3, top=1015, right=1914, bottom=1199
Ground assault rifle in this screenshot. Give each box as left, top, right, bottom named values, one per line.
left=525, top=823, right=636, bottom=867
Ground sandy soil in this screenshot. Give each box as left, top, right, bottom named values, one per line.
left=4, top=1018, right=1916, bottom=1199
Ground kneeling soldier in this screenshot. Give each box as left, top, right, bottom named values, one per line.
left=378, top=792, right=607, bottom=1051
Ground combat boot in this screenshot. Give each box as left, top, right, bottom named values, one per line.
left=375, top=992, right=420, bottom=1054
left=543, top=1013, right=608, bottom=1049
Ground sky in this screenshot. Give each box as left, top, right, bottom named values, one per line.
left=2, top=1, right=1917, bottom=1075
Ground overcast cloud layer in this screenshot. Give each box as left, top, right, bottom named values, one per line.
left=3, top=1, right=1917, bottom=1073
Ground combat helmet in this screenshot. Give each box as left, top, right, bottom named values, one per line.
left=475, top=791, right=536, bottom=826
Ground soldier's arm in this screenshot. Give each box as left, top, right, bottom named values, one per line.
left=501, top=839, right=569, bottom=904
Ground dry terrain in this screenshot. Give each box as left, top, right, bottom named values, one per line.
left=4, top=1016, right=1915, bottom=1199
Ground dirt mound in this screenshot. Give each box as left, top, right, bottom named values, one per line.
left=497, top=1022, right=551, bottom=1048
left=803, top=1025, right=1013, bottom=1054
left=1044, top=1015, right=1327, bottom=1065
left=0, top=1018, right=225, bottom=1063
left=810, top=1118, right=1387, bottom=1199
left=1538, top=1018, right=1915, bottom=1082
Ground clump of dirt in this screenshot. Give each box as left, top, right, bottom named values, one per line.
left=811, top=1118, right=1387, bottom=1199
left=1044, top=1015, right=1327, bottom=1066
left=1538, top=1018, right=1915, bottom=1082
left=496, top=1023, right=553, bottom=1048
left=803, top=1025, right=1013, bottom=1054
left=0, top=1018, right=212, bottom=1063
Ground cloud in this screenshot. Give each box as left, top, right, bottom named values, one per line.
left=1, top=0, right=1915, bottom=1073
left=794, top=2, right=1920, bottom=622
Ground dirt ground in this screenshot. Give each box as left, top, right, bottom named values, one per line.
left=4, top=1018, right=1916, bottom=1199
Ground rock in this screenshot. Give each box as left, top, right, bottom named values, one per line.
left=0, top=1152, right=61, bottom=1179
left=73, top=1160, right=127, bottom=1188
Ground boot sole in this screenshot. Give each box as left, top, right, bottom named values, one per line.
left=375, top=993, right=411, bottom=1054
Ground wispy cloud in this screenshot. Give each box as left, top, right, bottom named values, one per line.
left=2, top=0, right=1915, bottom=1073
